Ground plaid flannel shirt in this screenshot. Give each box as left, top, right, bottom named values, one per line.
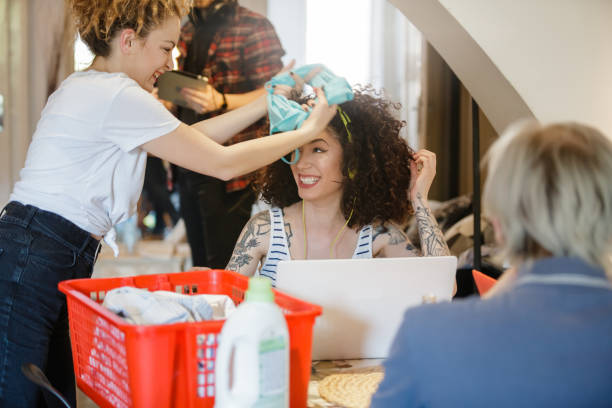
left=178, top=6, right=285, bottom=192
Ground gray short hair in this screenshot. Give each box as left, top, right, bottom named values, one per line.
left=483, top=121, right=612, bottom=271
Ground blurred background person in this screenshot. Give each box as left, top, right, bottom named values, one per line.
left=170, top=0, right=285, bottom=268
left=141, top=156, right=180, bottom=238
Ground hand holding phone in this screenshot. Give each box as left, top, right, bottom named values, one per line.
left=180, top=87, right=225, bottom=114
left=156, top=70, right=209, bottom=109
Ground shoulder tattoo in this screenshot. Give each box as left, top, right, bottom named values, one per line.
left=227, top=211, right=270, bottom=271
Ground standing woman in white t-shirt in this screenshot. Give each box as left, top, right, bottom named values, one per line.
left=0, top=1, right=336, bottom=406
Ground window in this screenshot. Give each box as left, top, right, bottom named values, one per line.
left=305, top=0, right=372, bottom=86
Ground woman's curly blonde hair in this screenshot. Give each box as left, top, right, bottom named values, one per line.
left=67, top=0, right=192, bottom=56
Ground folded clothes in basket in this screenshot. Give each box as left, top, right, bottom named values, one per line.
left=102, top=286, right=236, bottom=325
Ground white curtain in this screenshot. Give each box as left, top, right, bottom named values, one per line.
left=370, top=0, right=422, bottom=148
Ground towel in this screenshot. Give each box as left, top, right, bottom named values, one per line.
left=102, top=286, right=236, bottom=325
left=266, top=64, right=354, bottom=134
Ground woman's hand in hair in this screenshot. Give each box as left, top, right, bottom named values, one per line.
left=287, top=65, right=321, bottom=99
left=299, top=87, right=337, bottom=135
left=408, top=150, right=450, bottom=257
left=267, top=59, right=297, bottom=99
left=270, top=60, right=322, bottom=101
left=409, top=149, right=437, bottom=205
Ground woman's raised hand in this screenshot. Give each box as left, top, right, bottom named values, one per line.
left=270, top=62, right=323, bottom=101
left=268, top=59, right=296, bottom=99
left=299, top=87, right=336, bottom=135
left=409, top=149, right=437, bottom=204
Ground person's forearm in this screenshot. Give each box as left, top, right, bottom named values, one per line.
left=191, top=94, right=267, bottom=144
left=143, top=123, right=317, bottom=182
left=225, top=88, right=266, bottom=111
left=212, top=128, right=314, bottom=181
left=413, top=193, right=451, bottom=256
left=145, top=88, right=335, bottom=181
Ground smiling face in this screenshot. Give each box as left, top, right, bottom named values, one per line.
left=126, top=16, right=180, bottom=92
left=290, top=128, right=344, bottom=202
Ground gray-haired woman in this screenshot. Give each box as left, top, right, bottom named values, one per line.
left=372, top=121, right=612, bottom=407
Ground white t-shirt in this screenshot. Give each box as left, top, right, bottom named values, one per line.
left=11, top=70, right=180, bottom=251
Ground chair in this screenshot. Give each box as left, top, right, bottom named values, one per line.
left=472, top=269, right=497, bottom=295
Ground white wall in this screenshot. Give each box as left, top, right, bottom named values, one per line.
left=267, top=0, right=306, bottom=66
left=239, top=0, right=266, bottom=16
left=391, top=0, right=612, bottom=138
left=439, top=0, right=612, bottom=137
left=389, top=0, right=535, bottom=135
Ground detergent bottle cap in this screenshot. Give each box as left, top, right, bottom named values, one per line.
left=245, top=276, right=275, bottom=303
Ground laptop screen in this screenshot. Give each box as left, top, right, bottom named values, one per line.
left=275, top=256, right=457, bottom=359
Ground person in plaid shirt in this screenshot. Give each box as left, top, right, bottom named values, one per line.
left=174, top=0, right=285, bottom=268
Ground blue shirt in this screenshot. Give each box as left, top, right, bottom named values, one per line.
left=371, top=257, right=612, bottom=408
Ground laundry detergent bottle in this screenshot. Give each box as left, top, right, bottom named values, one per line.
left=215, top=276, right=289, bottom=408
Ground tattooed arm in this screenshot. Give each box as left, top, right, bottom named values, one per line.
left=226, top=210, right=271, bottom=276
left=372, top=223, right=421, bottom=257
left=413, top=193, right=450, bottom=256
left=408, top=149, right=450, bottom=257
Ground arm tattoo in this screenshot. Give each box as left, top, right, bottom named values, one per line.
left=279, top=209, right=294, bottom=248
left=372, top=225, right=389, bottom=243
left=414, top=193, right=450, bottom=256
left=373, top=224, right=407, bottom=245
left=285, top=222, right=293, bottom=248
left=227, top=211, right=270, bottom=273
left=405, top=243, right=420, bottom=256
left=388, top=228, right=406, bottom=245
left=374, top=224, right=420, bottom=256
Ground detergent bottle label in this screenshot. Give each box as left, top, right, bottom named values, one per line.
left=254, top=335, right=287, bottom=407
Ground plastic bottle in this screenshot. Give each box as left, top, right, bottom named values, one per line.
left=215, top=277, right=289, bottom=408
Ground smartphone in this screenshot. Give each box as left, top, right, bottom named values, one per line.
left=157, top=70, right=209, bottom=108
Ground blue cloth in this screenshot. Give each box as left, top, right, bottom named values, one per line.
left=266, top=64, right=353, bottom=134
left=0, top=201, right=100, bottom=408
left=371, top=257, right=612, bottom=408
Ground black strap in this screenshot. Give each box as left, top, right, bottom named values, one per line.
left=472, top=98, right=481, bottom=271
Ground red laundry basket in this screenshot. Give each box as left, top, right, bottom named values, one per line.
left=59, top=269, right=322, bottom=408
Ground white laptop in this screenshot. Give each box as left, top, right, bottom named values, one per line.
left=275, top=256, right=457, bottom=360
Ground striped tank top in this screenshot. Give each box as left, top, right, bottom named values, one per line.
left=259, top=207, right=373, bottom=285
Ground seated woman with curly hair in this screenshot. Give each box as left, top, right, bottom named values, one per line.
left=226, top=86, right=450, bottom=283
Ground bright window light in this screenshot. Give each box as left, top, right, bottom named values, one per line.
left=305, top=0, right=371, bottom=86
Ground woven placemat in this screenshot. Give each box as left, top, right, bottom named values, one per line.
left=318, top=367, right=384, bottom=408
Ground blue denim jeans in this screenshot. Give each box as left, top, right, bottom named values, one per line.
left=0, top=202, right=100, bottom=408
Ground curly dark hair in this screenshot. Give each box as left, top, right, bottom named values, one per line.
left=68, top=0, right=192, bottom=57
left=254, top=85, right=415, bottom=228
